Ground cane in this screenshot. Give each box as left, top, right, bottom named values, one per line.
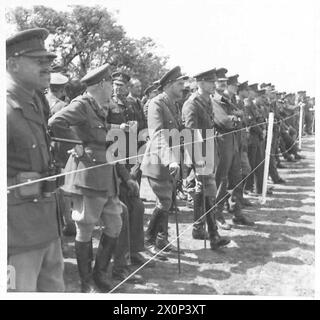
left=201, top=175, right=207, bottom=250
left=169, top=165, right=182, bottom=274
left=173, top=195, right=181, bottom=274
left=126, top=207, right=132, bottom=266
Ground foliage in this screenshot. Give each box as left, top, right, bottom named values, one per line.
left=6, top=5, right=169, bottom=90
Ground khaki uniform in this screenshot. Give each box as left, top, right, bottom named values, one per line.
left=211, top=92, right=243, bottom=216
left=48, top=93, right=122, bottom=241
left=141, top=92, right=182, bottom=246
left=182, top=91, right=218, bottom=236
left=7, top=75, right=64, bottom=291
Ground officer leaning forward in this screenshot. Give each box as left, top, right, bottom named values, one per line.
left=211, top=68, right=255, bottom=230
left=49, top=64, right=123, bottom=293
left=141, top=66, right=187, bottom=258
left=7, top=28, right=65, bottom=292
left=182, top=68, right=230, bottom=249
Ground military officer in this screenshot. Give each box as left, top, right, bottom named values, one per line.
left=126, top=77, right=148, bottom=184
left=49, top=64, right=123, bottom=293
left=236, top=81, right=254, bottom=197
left=244, top=83, right=265, bottom=195
left=304, top=95, right=313, bottom=135
left=143, top=80, right=161, bottom=120
left=226, top=76, right=252, bottom=207
left=127, top=78, right=147, bottom=132
left=182, top=69, right=230, bottom=248
left=141, top=66, right=188, bottom=256
left=110, top=74, right=153, bottom=267
left=46, top=72, right=69, bottom=115
left=46, top=72, right=76, bottom=237
left=212, top=68, right=254, bottom=229
left=261, top=84, right=286, bottom=184
left=7, top=28, right=64, bottom=292
left=109, top=71, right=132, bottom=129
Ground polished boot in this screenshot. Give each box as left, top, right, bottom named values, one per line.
left=205, top=198, right=230, bottom=250
left=145, top=207, right=168, bottom=260
left=75, top=240, right=97, bottom=293
left=92, top=233, right=117, bottom=292
left=156, top=210, right=184, bottom=254
left=192, top=193, right=209, bottom=240
left=145, top=207, right=163, bottom=247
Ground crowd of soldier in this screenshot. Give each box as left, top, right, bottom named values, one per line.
left=7, top=27, right=315, bottom=293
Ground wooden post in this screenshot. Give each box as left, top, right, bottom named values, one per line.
left=299, top=103, right=304, bottom=149
left=261, top=112, right=274, bottom=204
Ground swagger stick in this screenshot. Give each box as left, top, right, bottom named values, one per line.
left=173, top=194, right=181, bottom=274
left=202, top=175, right=207, bottom=250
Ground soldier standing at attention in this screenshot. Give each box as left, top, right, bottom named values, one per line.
left=236, top=81, right=254, bottom=202
left=212, top=68, right=254, bottom=230
left=49, top=64, right=123, bottom=293
left=7, top=28, right=65, bottom=292
left=141, top=66, right=188, bottom=256
left=226, top=75, right=252, bottom=207
left=182, top=69, right=230, bottom=248
left=244, top=83, right=265, bottom=195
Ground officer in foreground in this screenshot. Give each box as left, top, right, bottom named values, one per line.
left=7, top=28, right=65, bottom=292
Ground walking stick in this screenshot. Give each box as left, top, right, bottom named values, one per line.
left=202, top=175, right=207, bottom=250
left=173, top=191, right=181, bottom=274
left=126, top=207, right=132, bottom=266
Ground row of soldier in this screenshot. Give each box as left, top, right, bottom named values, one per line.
left=7, top=28, right=314, bottom=292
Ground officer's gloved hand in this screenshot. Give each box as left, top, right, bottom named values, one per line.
left=126, top=179, right=139, bottom=197
left=169, top=162, right=180, bottom=178
left=68, top=144, right=84, bottom=158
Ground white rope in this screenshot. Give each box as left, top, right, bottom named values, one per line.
left=7, top=111, right=299, bottom=191
left=108, top=157, right=267, bottom=293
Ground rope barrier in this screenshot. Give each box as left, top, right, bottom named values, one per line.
left=7, top=111, right=300, bottom=191
left=6, top=103, right=303, bottom=292
left=107, top=112, right=303, bottom=292
left=108, top=156, right=267, bottom=293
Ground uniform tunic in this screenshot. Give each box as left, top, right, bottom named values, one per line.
left=141, top=92, right=181, bottom=181
left=211, top=92, right=243, bottom=213
left=7, top=75, right=60, bottom=256
left=48, top=93, right=119, bottom=198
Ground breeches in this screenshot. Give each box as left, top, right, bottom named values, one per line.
left=72, top=194, right=122, bottom=242
left=147, top=176, right=175, bottom=211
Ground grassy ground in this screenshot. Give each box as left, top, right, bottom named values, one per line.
left=63, top=136, right=315, bottom=297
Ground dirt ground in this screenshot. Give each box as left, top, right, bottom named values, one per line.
left=63, top=136, right=315, bottom=297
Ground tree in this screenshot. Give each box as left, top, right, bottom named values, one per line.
left=6, top=5, right=169, bottom=87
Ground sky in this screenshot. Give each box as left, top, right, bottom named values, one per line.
left=4, top=0, right=319, bottom=95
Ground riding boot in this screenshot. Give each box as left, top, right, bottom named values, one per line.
left=93, top=233, right=118, bottom=292
left=192, top=192, right=209, bottom=240
left=145, top=207, right=163, bottom=247
left=156, top=209, right=182, bottom=253
left=75, top=240, right=97, bottom=293
left=205, top=197, right=230, bottom=250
